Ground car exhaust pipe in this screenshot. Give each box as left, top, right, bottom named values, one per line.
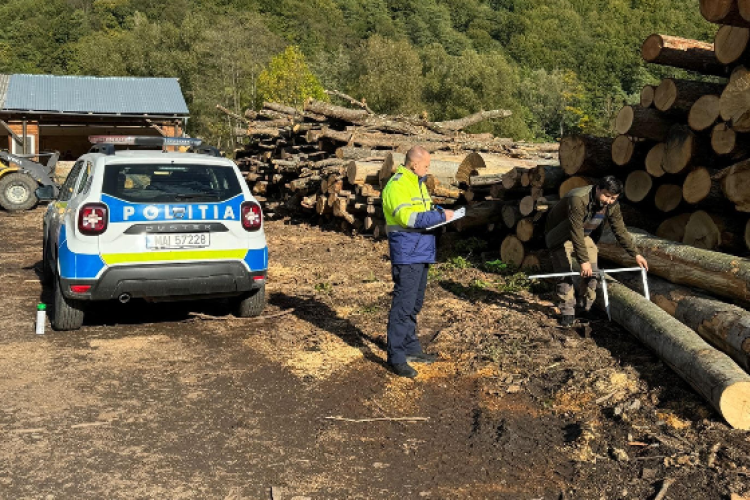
left=118, top=293, right=131, bottom=304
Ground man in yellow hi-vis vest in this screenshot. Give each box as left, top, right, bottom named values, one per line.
left=381, top=146, right=454, bottom=378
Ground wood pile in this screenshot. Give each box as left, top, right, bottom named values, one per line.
left=221, top=96, right=558, bottom=237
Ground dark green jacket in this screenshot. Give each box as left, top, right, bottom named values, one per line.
left=544, top=185, right=638, bottom=264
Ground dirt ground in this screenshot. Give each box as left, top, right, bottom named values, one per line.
left=1, top=207, right=749, bottom=500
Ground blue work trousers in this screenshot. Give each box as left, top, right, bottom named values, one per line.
left=387, top=263, right=429, bottom=365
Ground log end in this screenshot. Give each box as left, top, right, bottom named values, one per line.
left=689, top=95, right=721, bottom=132
left=625, top=170, right=653, bottom=203
left=720, top=381, right=750, bottom=430
left=611, top=135, right=635, bottom=166
left=615, top=106, right=635, bottom=136
left=654, top=78, right=677, bottom=112
left=559, top=135, right=586, bottom=175
left=641, top=34, right=664, bottom=62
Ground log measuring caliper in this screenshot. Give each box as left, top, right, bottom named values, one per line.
left=528, top=267, right=650, bottom=321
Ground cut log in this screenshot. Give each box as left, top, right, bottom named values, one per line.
left=641, top=34, right=727, bottom=76
left=654, top=78, right=725, bottom=116
left=519, top=196, right=536, bottom=217
left=529, top=165, right=565, bottom=189
left=336, top=147, right=391, bottom=160
left=520, top=251, right=552, bottom=272
left=346, top=161, right=381, bottom=185
left=663, top=125, right=711, bottom=175
left=683, top=167, right=731, bottom=211
left=378, top=152, right=406, bottom=187
left=717, top=159, right=750, bottom=210
left=617, top=272, right=750, bottom=373
left=595, top=278, right=750, bottom=429
left=611, top=135, right=649, bottom=168
left=305, top=99, right=421, bottom=135
left=742, top=0, right=750, bottom=22
left=500, top=235, right=525, bottom=267
left=598, top=227, right=750, bottom=306
left=720, top=70, right=750, bottom=131
left=716, top=25, right=750, bottom=65
left=625, top=170, right=654, bottom=203
left=516, top=218, right=539, bottom=243
left=711, top=122, right=750, bottom=160
left=615, top=105, right=674, bottom=141
left=502, top=204, right=522, bottom=229
left=559, top=135, right=616, bottom=176
left=434, top=109, right=513, bottom=132
left=641, top=85, right=656, bottom=108
left=502, top=167, right=530, bottom=189
left=559, top=176, right=595, bottom=198
left=645, top=143, right=667, bottom=178
left=689, top=95, right=722, bottom=132
left=655, top=184, right=683, bottom=213
left=701, top=0, right=750, bottom=27
left=454, top=200, right=505, bottom=231
left=656, top=213, right=692, bottom=242
left=470, top=173, right=505, bottom=187
left=683, top=210, right=746, bottom=251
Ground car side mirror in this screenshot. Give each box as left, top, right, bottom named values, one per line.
left=35, top=185, right=57, bottom=201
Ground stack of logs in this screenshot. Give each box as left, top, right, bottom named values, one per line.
left=223, top=95, right=558, bottom=238
left=516, top=0, right=750, bottom=430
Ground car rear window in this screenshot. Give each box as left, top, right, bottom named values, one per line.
left=102, top=164, right=242, bottom=203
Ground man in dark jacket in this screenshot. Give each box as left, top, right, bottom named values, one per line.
left=545, top=176, right=648, bottom=326
left=381, top=146, right=454, bottom=378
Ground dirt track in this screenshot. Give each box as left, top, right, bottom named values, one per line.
left=1, top=207, right=749, bottom=499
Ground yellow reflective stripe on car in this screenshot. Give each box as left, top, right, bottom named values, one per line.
left=102, top=249, right=247, bottom=265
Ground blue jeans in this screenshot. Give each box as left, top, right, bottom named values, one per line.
left=387, top=263, right=429, bottom=364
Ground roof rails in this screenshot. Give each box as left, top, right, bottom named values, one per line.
left=87, top=136, right=215, bottom=156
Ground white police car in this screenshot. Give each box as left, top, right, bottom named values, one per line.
left=37, top=136, right=267, bottom=331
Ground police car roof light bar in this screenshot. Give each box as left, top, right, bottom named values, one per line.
left=528, top=267, right=649, bottom=321
left=88, top=136, right=203, bottom=148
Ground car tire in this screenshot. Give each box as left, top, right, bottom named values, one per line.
left=52, top=276, right=85, bottom=331
left=233, top=284, right=266, bottom=318
left=0, top=173, right=38, bottom=211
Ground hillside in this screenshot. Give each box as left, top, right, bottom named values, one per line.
left=0, top=0, right=712, bottom=145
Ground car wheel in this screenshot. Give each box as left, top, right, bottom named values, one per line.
left=0, top=173, right=38, bottom=211
left=52, top=276, right=85, bottom=331
left=41, top=240, right=53, bottom=285
left=233, top=284, right=266, bottom=318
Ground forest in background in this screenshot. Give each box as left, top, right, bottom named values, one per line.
left=0, top=0, right=715, bottom=148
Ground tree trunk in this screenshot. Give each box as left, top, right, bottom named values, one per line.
left=701, top=0, right=750, bottom=27
left=689, top=95, right=722, bottom=132
left=716, top=25, right=750, bottom=66
left=683, top=166, right=731, bottom=211
left=645, top=143, right=667, bottom=177
left=611, top=135, right=650, bottom=168
left=716, top=159, right=750, bottom=210
left=641, top=85, right=656, bottom=108
left=720, top=70, right=750, bottom=132
left=336, top=147, right=391, bottom=160
left=625, top=170, right=654, bottom=203
left=454, top=200, right=505, bottom=231
left=559, top=176, right=595, bottom=198
left=615, top=105, right=675, bottom=141
left=596, top=278, right=750, bottom=429
left=654, top=78, right=726, bottom=116
left=434, top=109, right=513, bottom=131
left=559, top=135, right=615, bottom=176
left=502, top=204, right=522, bottom=229
left=346, top=161, right=381, bottom=185
left=617, top=272, right=750, bottom=372
left=683, top=210, right=746, bottom=252
left=663, top=125, right=714, bottom=174
left=656, top=213, right=692, bottom=242
left=502, top=167, right=531, bottom=189
left=470, top=173, right=505, bottom=187
left=529, top=165, right=565, bottom=189
left=500, top=235, right=525, bottom=266
left=654, top=184, right=683, bottom=213
left=598, top=227, right=750, bottom=306
left=641, top=34, right=727, bottom=76
left=516, top=217, right=540, bottom=243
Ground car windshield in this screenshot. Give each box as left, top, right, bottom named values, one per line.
left=102, top=164, right=242, bottom=203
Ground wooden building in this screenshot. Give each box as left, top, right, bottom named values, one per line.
left=0, top=74, right=190, bottom=160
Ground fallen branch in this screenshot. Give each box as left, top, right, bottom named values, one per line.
left=216, top=104, right=249, bottom=124
left=654, top=478, right=675, bottom=500
left=188, top=308, right=295, bottom=322
left=324, top=416, right=429, bottom=423
left=325, top=89, right=374, bottom=114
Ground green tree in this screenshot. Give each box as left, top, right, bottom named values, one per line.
left=257, top=46, right=327, bottom=109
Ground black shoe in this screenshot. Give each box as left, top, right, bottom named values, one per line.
left=560, top=315, right=575, bottom=327
left=406, top=352, right=438, bottom=364
left=389, top=362, right=418, bottom=378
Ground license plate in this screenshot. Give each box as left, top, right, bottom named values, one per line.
left=145, top=233, right=210, bottom=249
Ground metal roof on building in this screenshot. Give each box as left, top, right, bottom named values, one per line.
left=0, top=74, right=189, bottom=116
left=0, top=75, right=10, bottom=110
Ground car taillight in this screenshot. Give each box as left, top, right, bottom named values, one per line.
left=241, top=201, right=262, bottom=231
left=78, top=203, right=108, bottom=236
left=70, top=285, right=91, bottom=294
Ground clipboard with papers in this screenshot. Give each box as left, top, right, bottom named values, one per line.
left=426, top=207, right=466, bottom=231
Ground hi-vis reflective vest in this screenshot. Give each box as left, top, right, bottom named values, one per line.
left=382, top=166, right=445, bottom=265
